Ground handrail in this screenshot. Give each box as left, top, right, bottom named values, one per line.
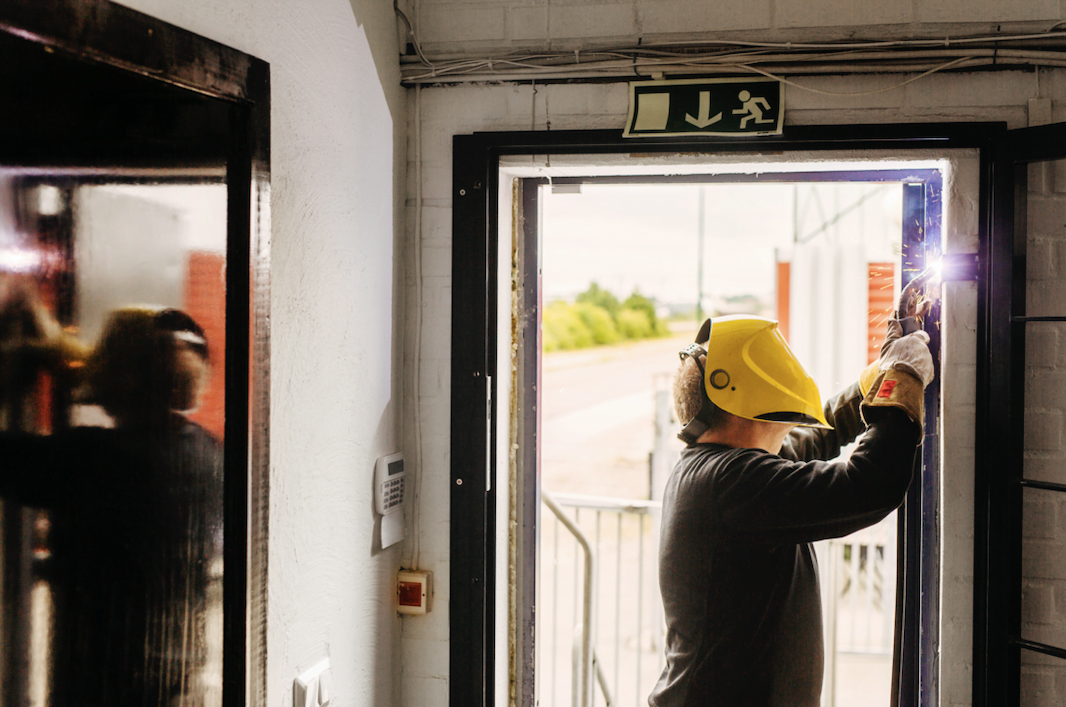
left=543, top=490, right=596, bottom=707
left=593, top=650, right=615, bottom=707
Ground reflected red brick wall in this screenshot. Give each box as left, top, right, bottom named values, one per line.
left=776, top=261, right=790, bottom=343
left=184, top=251, right=226, bottom=439
left=868, top=263, right=895, bottom=365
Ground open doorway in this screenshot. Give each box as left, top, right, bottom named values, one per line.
left=532, top=177, right=915, bottom=707
left=491, top=154, right=949, bottom=707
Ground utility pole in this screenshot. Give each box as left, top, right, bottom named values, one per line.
left=697, top=185, right=705, bottom=321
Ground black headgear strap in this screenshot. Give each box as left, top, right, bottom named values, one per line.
left=677, top=318, right=716, bottom=444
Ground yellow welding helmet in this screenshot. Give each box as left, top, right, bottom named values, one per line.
left=701, top=315, right=830, bottom=429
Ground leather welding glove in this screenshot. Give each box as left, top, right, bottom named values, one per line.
left=859, top=317, right=924, bottom=396
left=860, top=330, right=934, bottom=429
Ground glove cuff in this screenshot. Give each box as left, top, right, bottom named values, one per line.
left=859, top=360, right=880, bottom=396
left=861, top=369, right=925, bottom=430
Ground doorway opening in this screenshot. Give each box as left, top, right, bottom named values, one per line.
left=492, top=154, right=954, bottom=707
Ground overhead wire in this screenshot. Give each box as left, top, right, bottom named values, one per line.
left=398, top=22, right=1066, bottom=92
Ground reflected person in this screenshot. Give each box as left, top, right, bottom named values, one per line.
left=2, top=303, right=223, bottom=707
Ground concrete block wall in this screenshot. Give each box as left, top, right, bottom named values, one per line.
left=1022, top=159, right=1066, bottom=705
left=408, top=0, right=1065, bottom=54
left=405, top=63, right=1066, bottom=707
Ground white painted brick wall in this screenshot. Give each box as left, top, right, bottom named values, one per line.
left=1021, top=161, right=1066, bottom=704
left=640, top=0, right=771, bottom=34
left=918, top=0, right=1060, bottom=24
left=412, top=0, right=1063, bottom=54
left=776, top=0, right=912, bottom=28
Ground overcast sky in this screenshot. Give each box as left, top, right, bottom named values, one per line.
left=540, top=182, right=902, bottom=307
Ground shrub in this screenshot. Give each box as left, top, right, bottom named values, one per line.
left=574, top=303, right=619, bottom=345
left=623, top=291, right=669, bottom=337
left=616, top=308, right=653, bottom=340
left=543, top=301, right=592, bottom=351
left=576, top=282, right=621, bottom=319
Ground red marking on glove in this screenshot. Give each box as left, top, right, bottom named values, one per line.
left=876, top=380, right=898, bottom=398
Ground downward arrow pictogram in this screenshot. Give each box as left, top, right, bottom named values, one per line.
left=685, top=92, right=722, bottom=128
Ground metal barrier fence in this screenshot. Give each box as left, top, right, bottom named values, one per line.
left=539, top=492, right=663, bottom=707
left=538, top=492, right=896, bottom=707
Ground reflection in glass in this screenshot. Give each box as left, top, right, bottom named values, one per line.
left=1, top=177, right=226, bottom=706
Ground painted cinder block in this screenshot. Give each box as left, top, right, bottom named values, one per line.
left=1022, top=494, right=1059, bottom=540
left=421, top=5, right=506, bottom=43
left=1019, top=665, right=1059, bottom=705
left=1026, top=325, right=1063, bottom=368
left=419, top=205, right=454, bottom=244
left=410, top=164, right=453, bottom=204
left=639, top=0, right=771, bottom=34
left=1022, top=536, right=1066, bottom=583
left=777, top=0, right=911, bottom=28
left=908, top=70, right=1035, bottom=109
left=403, top=675, right=450, bottom=707
left=1024, top=409, right=1063, bottom=451
left=943, top=364, right=977, bottom=408
left=1024, top=455, right=1066, bottom=485
left=1022, top=581, right=1056, bottom=624
left=1052, top=159, right=1066, bottom=195
left=919, top=0, right=1060, bottom=23
left=1029, top=162, right=1052, bottom=196
left=1025, top=370, right=1066, bottom=408
left=508, top=6, right=548, bottom=41
left=547, top=4, right=636, bottom=39
left=783, top=74, right=908, bottom=111
left=1026, top=196, right=1066, bottom=239
left=1028, top=238, right=1056, bottom=280
left=1028, top=280, right=1066, bottom=318
left=421, top=244, right=453, bottom=278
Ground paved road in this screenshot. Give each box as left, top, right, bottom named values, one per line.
left=540, top=331, right=695, bottom=499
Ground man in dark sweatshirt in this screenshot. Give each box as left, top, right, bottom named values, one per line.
left=649, top=313, right=933, bottom=707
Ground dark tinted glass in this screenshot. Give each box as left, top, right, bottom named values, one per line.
left=0, top=33, right=228, bottom=707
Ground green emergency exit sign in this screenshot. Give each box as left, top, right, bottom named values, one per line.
left=624, top=78, right=783, bottom=138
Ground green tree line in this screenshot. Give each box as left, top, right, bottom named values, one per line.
left=543, top=283, right=670, bottom=352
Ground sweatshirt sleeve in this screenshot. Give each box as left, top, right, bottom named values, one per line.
left=779, top=381, right=866, bottom=463
left=693, top=408, right=920, bottom=544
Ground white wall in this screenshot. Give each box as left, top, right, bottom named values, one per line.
left=115, top=1, right=407, bottom=706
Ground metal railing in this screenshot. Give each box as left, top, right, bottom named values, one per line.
left=539, top=491, right=896, bottom=707
left=818, top=515, right=897, bottom=707
left=540, top=491, right=662, bottom=707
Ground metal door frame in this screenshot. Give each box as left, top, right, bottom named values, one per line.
left=450, top=123, right=1011, bottom=707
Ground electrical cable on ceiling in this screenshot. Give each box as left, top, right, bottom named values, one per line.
left=739, top=55, right=978, bottom=96
left=394, top=0, right=432, bottom=67
left=398, top=25, right=1066, bottom=92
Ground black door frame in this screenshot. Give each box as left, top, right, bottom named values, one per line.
left=976, top=122, right=1066, bottom=704
left=450, top=123, right=1013, bottom=707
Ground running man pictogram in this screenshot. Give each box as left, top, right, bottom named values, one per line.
left=732, top=90, right=774, bottom=128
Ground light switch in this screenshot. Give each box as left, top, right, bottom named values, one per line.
left=294, top=659, right=331, bottom=707
left=318, top=667, right=333, bottom=705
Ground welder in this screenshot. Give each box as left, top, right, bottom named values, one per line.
left=649, top=294, right=935, bottom=707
